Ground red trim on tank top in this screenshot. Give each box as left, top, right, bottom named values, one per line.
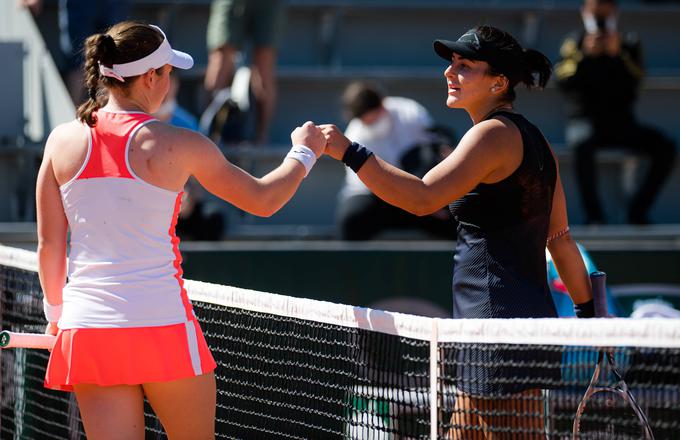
left=78, top=111, right=155, bottom=180
left=169, top=192, right=194, bottom=321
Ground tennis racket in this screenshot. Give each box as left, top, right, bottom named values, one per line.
left=0, top=331, right=56, bottom=349
left=572, top=272, right=654, bottom=440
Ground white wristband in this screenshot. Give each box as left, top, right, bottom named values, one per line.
left=43, top=298, right=63, bottom=323
left=286, top=145, right=317, bottom=177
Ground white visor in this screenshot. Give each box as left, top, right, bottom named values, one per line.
left=99, top=25, right=193, bottom=82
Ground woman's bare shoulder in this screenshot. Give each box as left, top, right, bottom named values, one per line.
left=459, top=116, right=521, bottom=155
left=44, top=119, right=87, bottom=154
left=48, top=119, right=86, bottom=139
left=132, top=121, right=220, bottom=172
left=135, top=121, right=211, bottom=149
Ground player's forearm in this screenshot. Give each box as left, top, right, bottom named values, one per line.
left=250, top=159, right=307, bottom=217
left=547, top=233, right=593, bottom=305
left=357, top=155, right=437, bottom=216
left=37, top=240, right=67, bottom=306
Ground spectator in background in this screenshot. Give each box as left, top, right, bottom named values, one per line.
left=555, top=0, right=676, bottom=225
left=204, top=0, right=286, bottom=145
left=68, top=0, right=131, bottom=104
left=336, top=81, right=456, bottom=240
left=19, top=0, right=130, bottom=104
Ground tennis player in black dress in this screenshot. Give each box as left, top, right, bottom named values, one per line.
left=322, top=25, right=595, bottom=439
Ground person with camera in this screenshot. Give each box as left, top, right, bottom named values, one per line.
left=555, top=0, right=676, bottom=225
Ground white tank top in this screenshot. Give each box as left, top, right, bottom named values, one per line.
left=58, top=110, right=194, bottom=329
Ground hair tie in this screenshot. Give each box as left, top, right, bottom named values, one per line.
left=102, top=33, right=116, bottom=49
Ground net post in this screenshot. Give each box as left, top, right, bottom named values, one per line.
left=430, top=317, right=439, bottom=440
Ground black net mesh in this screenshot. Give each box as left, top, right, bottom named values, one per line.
left=2, top=247, right=680, bottom=440
left=199, top=302, right=430, bottom=439
left=0, top=256, right=431, bottom=439
left=1, top=263, right=85, bottom=440
left=438, top=343, right=680, bottom=439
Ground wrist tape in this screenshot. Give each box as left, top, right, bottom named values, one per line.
left=43, top=298, right=63, bottom=323
left=286, top=145, right=317, bottom=176
left=574, top=299, right=595, bottom=318
left=342, top=142, right=374, bottom=173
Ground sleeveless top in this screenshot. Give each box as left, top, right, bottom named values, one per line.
left=58, top=110, right=195, bottom=329
left=449, top=111, right=558, bottom=319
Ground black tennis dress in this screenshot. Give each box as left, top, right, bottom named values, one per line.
left=448, top=110, right=561, bottom=396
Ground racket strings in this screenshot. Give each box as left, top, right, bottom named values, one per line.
left=576, top=352, right=654, bottom=440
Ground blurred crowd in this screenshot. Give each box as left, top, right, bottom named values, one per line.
left=20, top=0, right=678, bottom=239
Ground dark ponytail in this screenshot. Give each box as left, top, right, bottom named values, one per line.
left=519, top=48, right=552, bottom=89
left=76, top=21, right=164, bottom=127
left=475, top=25, right=553, bottom=103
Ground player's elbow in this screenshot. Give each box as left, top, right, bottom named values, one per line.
left=409, top=195, right=444, bottom=217
left=250, top=204, right=278, bottom=218
left=258, top=208, right=278, bottom=218
left=409, top=204, right=433, bottom=217
left=37, top=240, right=67, bottom=265
left=37, top=235, right=66, bottom=252
left=547, top=230, right=576, bottom=255
left=250, top=195, right=285, bottom=218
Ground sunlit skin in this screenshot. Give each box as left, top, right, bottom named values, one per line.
left=319, top=49, right=592, bottom=301
left=444, top=53, right=512, bottom=123
left=36, top=20, right=332, bottom=438
left=105, top=64, right=174, bottom=114
left=319, top=37, right=594, bottom=440
left=152, top=65, right=173, bottom=112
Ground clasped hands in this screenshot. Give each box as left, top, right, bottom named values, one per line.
left=290, top=121, right=352, bottom=162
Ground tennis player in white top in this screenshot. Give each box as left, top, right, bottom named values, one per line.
left=36, top=21, right=325, bottom=439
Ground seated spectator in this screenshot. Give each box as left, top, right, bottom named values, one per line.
left=555, top=0, right=676, bottom=224
left=336, top=81, right=456, bottom=240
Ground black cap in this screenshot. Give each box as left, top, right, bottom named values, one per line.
left=434, top=30, right=486, bottom=61
left=434, top=28, right=517, bottom=74
left=434, top=26, right=553, bottom=91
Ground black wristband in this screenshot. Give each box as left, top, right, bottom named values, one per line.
left=574, top=299, right=595, bottom=318
left=342, top=141, right=374, bottom=173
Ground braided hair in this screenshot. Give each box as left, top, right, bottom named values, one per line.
left=76, top=21, right=164, bottom=126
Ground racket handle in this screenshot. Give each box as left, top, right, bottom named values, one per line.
left=0, top=331, right=56, bottom=349
left=590, top=271, right=608, bottom=318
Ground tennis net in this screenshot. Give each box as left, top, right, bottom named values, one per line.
left=1, top=244, right=680, bottom=439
